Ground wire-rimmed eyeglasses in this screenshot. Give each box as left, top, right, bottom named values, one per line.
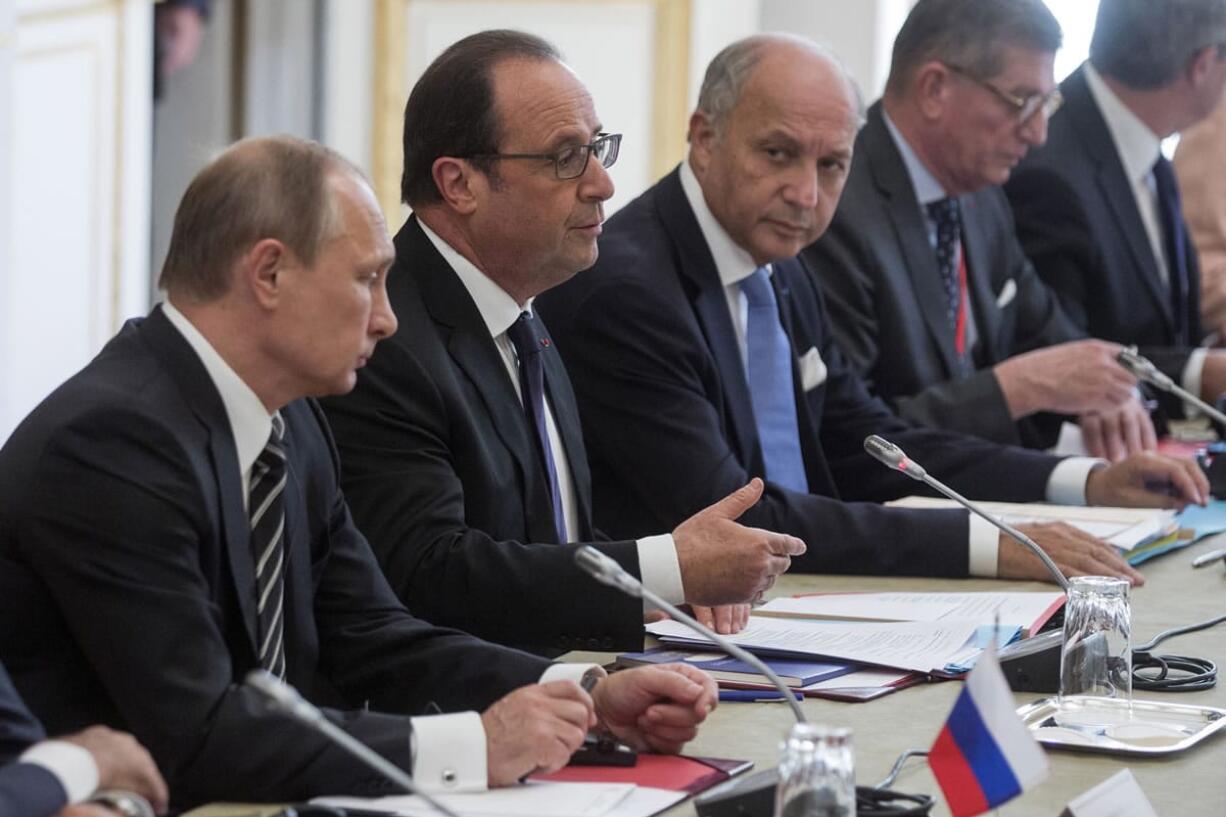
left=944, top=63, right=1063, bottom=122
left=465, top=132, right=622, bottom=180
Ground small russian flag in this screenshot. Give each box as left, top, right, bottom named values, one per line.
left=929, top=647, right=1049, bottom=817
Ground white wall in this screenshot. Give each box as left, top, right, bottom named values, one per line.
left=1, top=0, right=152, bottom=442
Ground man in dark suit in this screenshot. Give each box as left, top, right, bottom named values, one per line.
left=0, top=136, right=716, bottom=810
left=322, top=30, right=804, bottom=646
left=1005, top=0, right=1226, bottom=411
left=804, top=0, right=1154, bottom=460
left=539, top=33, right=1208, bottom=586
left=1, top=660, right=167, bottom=817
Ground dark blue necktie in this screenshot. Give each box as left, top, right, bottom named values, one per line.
left=507, top=312, right=568, bottom=544
left=1152, top=156, right=1191, bottom=345
left=926, top=197, right=962, bottom=328
left=249, top=413, right=287, bottom=680
left=740, top=267, right=807, bottom=493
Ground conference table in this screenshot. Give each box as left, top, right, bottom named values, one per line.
left=190, top=532, right=1226, bottom=817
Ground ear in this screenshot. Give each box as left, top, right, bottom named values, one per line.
left=243, top=238, right=289, bottom=310
left=432, top=157, right=480, bottom=215
left=687, top=110, right=718, bottom=175
left=913, top=61, right=953, bottom=121
left=1187, top=44, right=1219, bottom=87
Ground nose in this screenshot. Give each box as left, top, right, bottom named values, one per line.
left=370, top=284, right=398, bottom=339
left=783, top=165, right=820, bottom=210
left=578, top=151, right=615, bottom=203
left=1018, top=108, right=1049, bottom=148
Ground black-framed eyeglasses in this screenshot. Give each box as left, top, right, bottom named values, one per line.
left=944, top=63, right=1063, bottom=122
left=465, top=132, right=622, bottom=180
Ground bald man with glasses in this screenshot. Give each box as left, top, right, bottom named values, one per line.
left=803, top=0, right=1154, bottom=460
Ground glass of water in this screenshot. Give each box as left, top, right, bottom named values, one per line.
left=1058, top=575, right=1132, bottom=707
left=775, top=723, right=855, bottom=817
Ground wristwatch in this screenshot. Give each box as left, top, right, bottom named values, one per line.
left=88, top=790, right=155, bottom=817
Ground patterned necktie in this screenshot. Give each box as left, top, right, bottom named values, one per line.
left=249, top=413, right=287, bottom=679
left=926, top=197, right=963, bottom=329
left=506, top=312, right=568, bottom=544
left=1152, top=156, right=1191, bottom=345
left=740, top=267, right=808, bottom=493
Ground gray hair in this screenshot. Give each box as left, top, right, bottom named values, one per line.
left=695, top=33, right=862, bottom=133
left=1091, top=0, right=1226, bottom=89
left=886, top=0, right=1062, bottom=93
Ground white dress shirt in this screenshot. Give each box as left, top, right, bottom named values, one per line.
left=416, top=220, right=685, bottom=612
left=1084, top=64, right=1208, bottom=396
left=679, top=160, right=1100, bottom=576
left=19, top=740, right=99, bottom=805
left=161, top=301, right=600, bottom=793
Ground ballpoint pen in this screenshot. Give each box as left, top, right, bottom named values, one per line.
left=1191, top=547, right=1226, bottom=567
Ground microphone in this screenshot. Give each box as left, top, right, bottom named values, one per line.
left=1117, top=347, right=1226, bottom=427
left=574, top=546, right=806, bottom=722
left=245, top=670, right=460, bottom=817
left=863, top=435, right=1069, bottom=591
left=574, top=547, right=805, bottom=817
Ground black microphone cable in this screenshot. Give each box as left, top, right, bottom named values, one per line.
left=1131, top=613, right=1226, bottom=693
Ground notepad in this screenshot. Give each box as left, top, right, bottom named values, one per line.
left=315, top=780, right=642, bottom=817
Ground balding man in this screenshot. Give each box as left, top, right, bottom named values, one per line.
left=803, top=0, right=1155, bottom=460
left=1006, top=0, right=1226, bottom=414
left=540, top=34, right=1206, bottom=585
left=0, top=136, right=715, bottom=810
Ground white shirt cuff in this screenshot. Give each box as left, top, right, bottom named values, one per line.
left=967, top=513, right=1000, bottom=577
left=540, top=663, right=606, bottom=685
left=635, top=534, right=684, bottom=612
left=19, top=740, right=99, bottom=804
left=1181, top=348, right=1209, bottom=404
left=1045, top=457, right=1106, bottom=506
left=410, top=712, right=487, bottom=793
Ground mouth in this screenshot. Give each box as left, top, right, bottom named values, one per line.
left=765, top=219, right=813, bottom=237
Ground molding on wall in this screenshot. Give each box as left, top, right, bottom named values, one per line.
left=369, top=0, right=692, bottom=224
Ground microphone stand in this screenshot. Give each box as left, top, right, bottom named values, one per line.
left=1117, top=347, right=1226, bottom=428
left=246, top=670, right=461, bottom=817
left=862, top=435, right=1069, bottom=590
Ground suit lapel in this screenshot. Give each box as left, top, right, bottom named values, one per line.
left=863, top=107, right=961, bottom=375
left=139, top=306, right=260, bottom=654
left=655, top=170, right=762, bottom=473
left=960, top=195, right=1003, bottom=362
left=401, top=219, right=558, bottom=543
left=1065, top=67, right=1174, bottom=334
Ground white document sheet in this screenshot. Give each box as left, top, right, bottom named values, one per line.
left=646, top=617, right=980, bottom=673
left=756, top=590, right=1064, bottom=634
left=314, top=781, right=638, bottom=817
left=886, top=496, right=1176, bottom=551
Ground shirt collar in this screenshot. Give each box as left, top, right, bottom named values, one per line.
left=678, top=159, right=764, bottom=287
left=161, top=299, right=274, bottom=476
left=417, top=217, right=534, bottom=337
left=881, top=108, right=950, bottom=206
left=1084, top=62, right=1162, bottom=184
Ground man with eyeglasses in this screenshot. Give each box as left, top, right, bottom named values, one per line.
left=802, top=0, right=1153, bottom=460
left=1006, top=0, right=1226, bottom=423
left=321, top=29, right=805, bottom=651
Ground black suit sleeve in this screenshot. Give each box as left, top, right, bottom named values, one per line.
left=556, top=272, right=977, bottom=578
left=19, top=407, right=547, bottom=807
left=0, top=763, right=67, bottom=817
left=0, top=663, right=45, bottom=762
left=322, top=341, right=644, bottom=653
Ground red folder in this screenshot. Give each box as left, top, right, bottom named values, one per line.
left=532, top=755, right=752, bottom=795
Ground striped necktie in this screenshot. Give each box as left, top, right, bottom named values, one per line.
left=249, top=413, right=287, bottom=679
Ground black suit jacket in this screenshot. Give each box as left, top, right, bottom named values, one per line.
left=321, top=218, right=644, bottom=656
left=804, top=104, right=1082, bottom=448
left=538, top=168, right=1063, bottom=578
left=0, top=306, right=550, bottom=809
left=1005, top=63, right=1200, bottom=384
left=0, top=662, right=66, bottom=817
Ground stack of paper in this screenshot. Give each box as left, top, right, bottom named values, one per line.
left=314, top=780, right=685, bottom=817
